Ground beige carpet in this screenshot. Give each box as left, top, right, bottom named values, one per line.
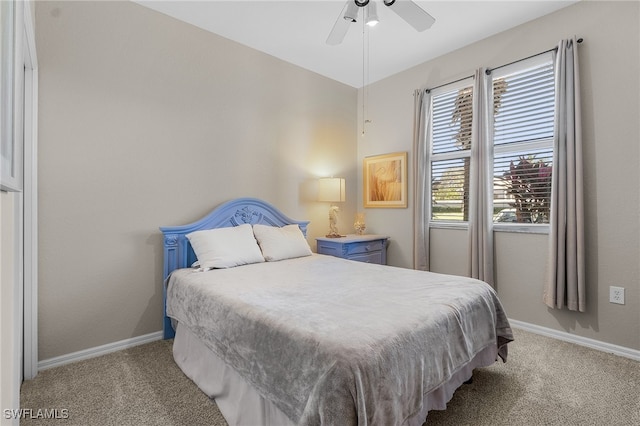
left=21, top=329, right=639, bottom=425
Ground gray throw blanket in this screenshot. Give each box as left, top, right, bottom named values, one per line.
left=166, top=254, right=513, bottom=425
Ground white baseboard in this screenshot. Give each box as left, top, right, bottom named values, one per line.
left=509, top=319, right=640, bottom=361
left=37, top=331, right=163, bottom=372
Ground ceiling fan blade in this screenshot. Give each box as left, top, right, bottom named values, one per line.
left=326, top=1, right=356, bottom=45
left=326, top=17, right=350, bottom=45
left=384, top=0, right=435, bottom=32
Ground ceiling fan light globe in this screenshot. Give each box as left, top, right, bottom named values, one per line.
left=365, top=1, right=379, bottom=27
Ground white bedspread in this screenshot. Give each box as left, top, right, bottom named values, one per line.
left=166, top=254, right=513, bottom=425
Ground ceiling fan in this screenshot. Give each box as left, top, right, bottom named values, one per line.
left=326, top=0, right=436, bottom=45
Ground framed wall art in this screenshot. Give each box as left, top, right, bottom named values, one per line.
left=363, top=152, right=407, bottom=208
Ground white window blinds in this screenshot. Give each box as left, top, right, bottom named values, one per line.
left=426, top=52, right=556, bottom=228
left=491, top=53, right=555, bottom=224
left=429, top=79, right=474, bottom=222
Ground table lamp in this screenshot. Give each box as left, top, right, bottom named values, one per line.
left=318, top=177, right=346, bottom=238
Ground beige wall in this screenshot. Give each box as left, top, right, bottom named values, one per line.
left=358, top=1, right=640, bottom=350
left=36, top=1, right=357, bottom=360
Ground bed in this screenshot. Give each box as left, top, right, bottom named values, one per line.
left=161, top=197, right=513, bottom=426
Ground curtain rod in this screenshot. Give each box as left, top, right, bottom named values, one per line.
left=486, top=37, right=583, bottom=75
left=424, top=37, right=584, bottom=92
left=425, top=74, right=473, bottom=94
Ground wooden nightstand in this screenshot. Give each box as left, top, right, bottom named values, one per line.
left=316, top=235, right=389, bottom=265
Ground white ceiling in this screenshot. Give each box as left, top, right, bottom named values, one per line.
left=135, top=0, right=578, bottom=88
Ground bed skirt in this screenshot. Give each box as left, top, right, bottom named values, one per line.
left=173, top=322, right=499, bottom=426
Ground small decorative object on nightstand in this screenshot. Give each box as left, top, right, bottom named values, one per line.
left=316, top=234, right=389, bottom=265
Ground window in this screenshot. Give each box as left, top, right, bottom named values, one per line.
left=427, top=53, right=555, bottom=229
left=429, top=78, right=474, bottom=222
left=491, top=53, right=555, bottom=225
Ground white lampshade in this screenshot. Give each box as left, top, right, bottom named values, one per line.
left=318, top=178, right=346, bottom=202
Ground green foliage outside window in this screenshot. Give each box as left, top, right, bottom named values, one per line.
left=504, top=156, right=552, bottom=223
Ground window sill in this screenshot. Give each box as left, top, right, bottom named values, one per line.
left=429, top=222, right=549, bottom=234
left=493, top=223, right=549, bottom=234
left=429, top=222, right=468, bottom=230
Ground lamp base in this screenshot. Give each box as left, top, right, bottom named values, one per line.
left=325, top=232, right=345, bottom=238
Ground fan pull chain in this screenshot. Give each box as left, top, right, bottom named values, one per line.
left=361, top=14, right=371, bottom=136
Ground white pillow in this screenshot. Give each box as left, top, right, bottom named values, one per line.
left=252, top=224, right=312, bottom=262
left=186, top=224, right=264, bottom=269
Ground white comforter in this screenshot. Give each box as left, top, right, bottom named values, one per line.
left=166, top=254, right=513, bottom=425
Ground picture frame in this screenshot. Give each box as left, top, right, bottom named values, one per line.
left=1, top=0, right=19, bottom=192
left=363, top=152, right=407, bottom=208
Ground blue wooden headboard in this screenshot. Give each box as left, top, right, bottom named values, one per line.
left=159, top=197, right=310, bottom=339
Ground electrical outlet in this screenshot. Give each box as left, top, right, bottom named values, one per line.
left=609, top=286, right=625, bottom=305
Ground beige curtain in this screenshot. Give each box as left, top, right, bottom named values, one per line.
left=544, top=37, right=585, bottom=311
left=413, top=89, right=431, bottom=270
left=468, top=68, right=495, bottom=286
